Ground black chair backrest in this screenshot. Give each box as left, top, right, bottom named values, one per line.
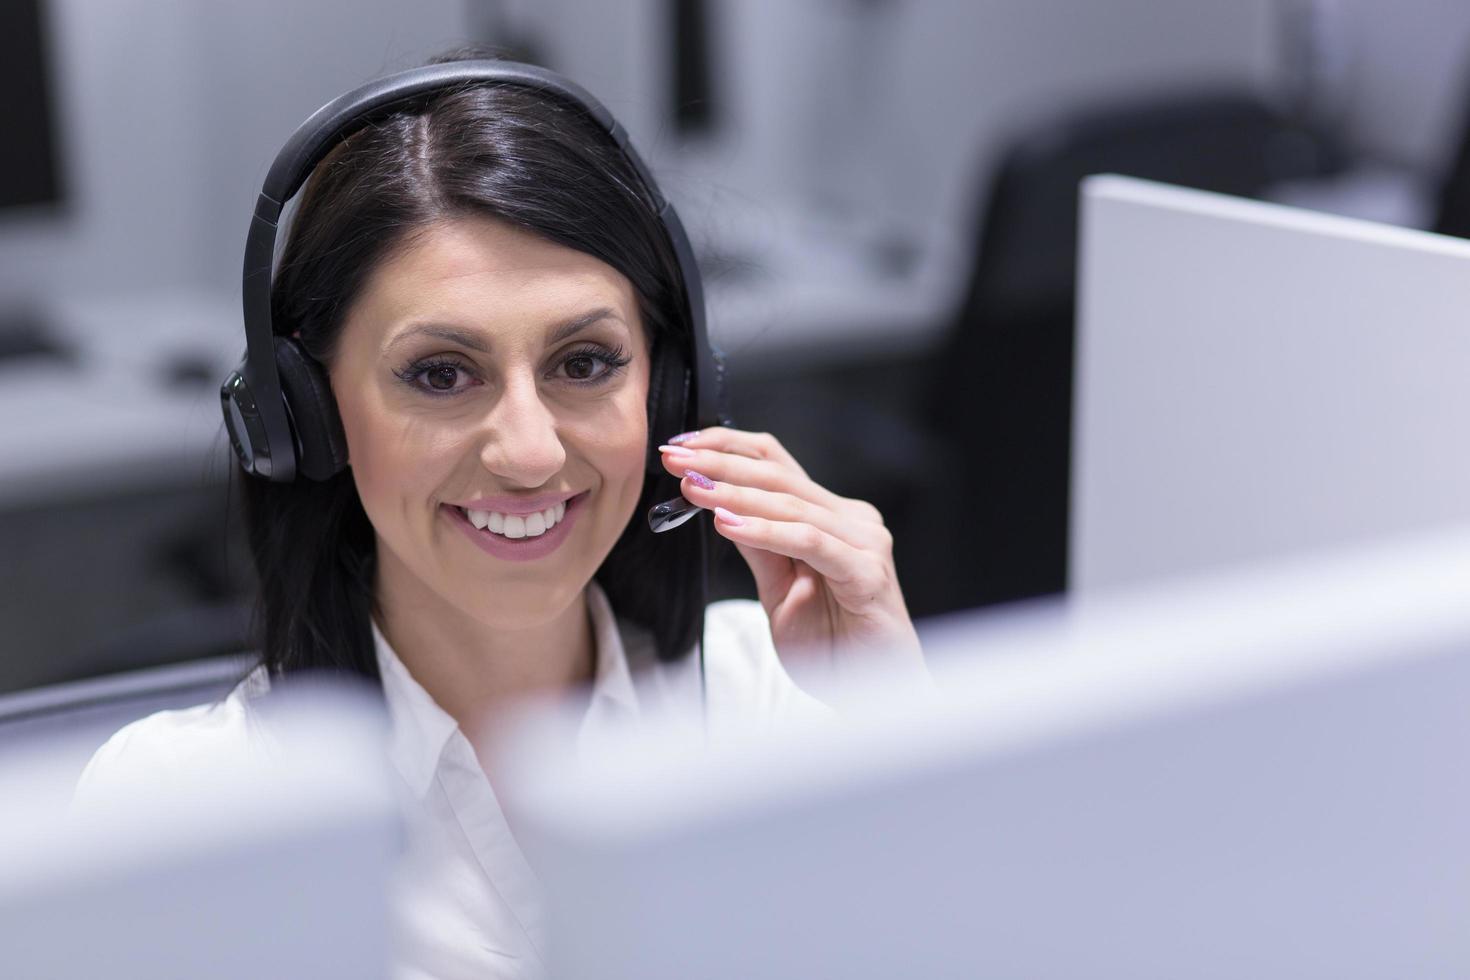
left=928, top=90, right=1331, bottom=610
left=1432, top=46, right=1470, bottom=240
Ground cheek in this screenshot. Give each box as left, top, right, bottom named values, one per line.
left=335, top=391, right=462, bottom=519
left=567, top=385, right=649, bottom=497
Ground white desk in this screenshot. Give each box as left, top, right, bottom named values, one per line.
left=693, top=199, right=965, bottom=367
left=0, top=210, right=965, bottom=507
left=0, top=290, right=241, bottom=509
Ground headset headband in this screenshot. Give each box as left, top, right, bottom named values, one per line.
left=234, top=59, right=719, bottom=482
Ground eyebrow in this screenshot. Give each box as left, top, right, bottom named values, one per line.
left=385, top=307, right=625, bottom=355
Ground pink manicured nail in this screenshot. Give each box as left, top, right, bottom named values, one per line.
left=684, top=469, right=715, bottom=491
left=658, top=444, right=696, bottom=458
left=714, top=506, right=744, bottom=526
left=668, top=430, right=701, bottom=445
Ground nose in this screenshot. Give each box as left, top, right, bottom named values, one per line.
left=478, top=376, right=567, bottom=488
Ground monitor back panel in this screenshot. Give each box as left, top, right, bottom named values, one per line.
left=1072, top=175, right=1470, bottom=592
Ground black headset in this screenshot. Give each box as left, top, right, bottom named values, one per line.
left=219, top=60, right=726, bottom=702
left=220, top=58, right=723, bottom=484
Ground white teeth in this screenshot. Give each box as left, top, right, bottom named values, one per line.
left=461, top=499, right=573, bottom=539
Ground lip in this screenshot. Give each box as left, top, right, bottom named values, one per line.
left=443, top=491, right=587, bottom=563
left=453, top=491, right=582, bottom=516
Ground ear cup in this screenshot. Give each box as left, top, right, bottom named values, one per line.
left=273, top=336, right=350, bottom=481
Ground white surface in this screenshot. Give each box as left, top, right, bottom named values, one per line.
left=0, top=0, right=471, bottom=305
left=1072, top=174, right=1470, bottom=594
left=0, top=290, right=240, bottom=508
left=584, top=0, right=1276, bottom=255
left=0, top=682, right=397, bottom=978
left=507, top=525, right=1470, bottom=978
left=697, top=196, right=965, bottom=365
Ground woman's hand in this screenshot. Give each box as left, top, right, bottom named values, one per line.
left=658, top=427, right=927, bottom=700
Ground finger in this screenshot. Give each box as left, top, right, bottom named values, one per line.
left=658, top=444, right=846, bottom=513
left=679, top=470, right=891, bottom=553
left=729, top=538, right=796, bottom=611
left=708, top=507, right=890, bottom=606
left=665, top=426, right=805, bottom=472
left=661, top=430, right=886, bottom=527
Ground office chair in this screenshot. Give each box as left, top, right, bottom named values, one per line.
left=68, top=599, right=254, bottom=682
left=1431, top=45, right=1470, bottom=239
left=919, top=90, right=1334, bottom=613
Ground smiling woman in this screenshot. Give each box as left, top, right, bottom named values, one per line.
left=74, top=49, right=925, bottom=980
left=257, top=60, right=706, bottom=689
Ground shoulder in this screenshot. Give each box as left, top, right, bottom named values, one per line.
left=697, top=598, right=837, bottom=729
left=72, top=666, right=270, bottom=809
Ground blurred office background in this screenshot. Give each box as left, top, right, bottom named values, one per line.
left=3, top=0, right=1470, bottom=695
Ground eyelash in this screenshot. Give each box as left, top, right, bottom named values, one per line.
left=392, top=343, right=632, bottom=397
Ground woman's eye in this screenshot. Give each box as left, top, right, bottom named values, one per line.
left=423, top=364, right=462, bottom=391
left=564, top=354, right=602, bottom=381
left=394, top=358, right=478, bottom=396
left=557, top=344, right=630, bottom=385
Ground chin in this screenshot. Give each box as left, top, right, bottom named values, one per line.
left=457, top=575, right=588, bottom=630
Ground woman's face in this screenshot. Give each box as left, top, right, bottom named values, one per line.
left=328, top=215, right=652, bottom=629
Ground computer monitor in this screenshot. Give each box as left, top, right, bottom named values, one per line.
left=506, top=525, right=1470, bottom=978
left=1071, top=174, right=1470, bottom=593
left=0, top=0, right=64, bottom=212
left=0, top=683, right=396, bottom=978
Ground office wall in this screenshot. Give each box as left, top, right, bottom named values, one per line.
left=530, top=1, right=1278, bottom=251
left=1330, top=0, right=1470, bottom=173
left=0, top=0, right=471, bottom=308
left=0, top=0, right=206, bottom=302
left=189, top=1, right=472, bottom=296
left=6, top=1, right=1469, bottom=312
left=876, top=0, right=1279, bottom=239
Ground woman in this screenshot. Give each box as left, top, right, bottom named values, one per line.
left=79, top=53, right=925, bottom=978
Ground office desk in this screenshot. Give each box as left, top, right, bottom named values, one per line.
left=0, top=214, right=964, bottom=507
left=698, top=206, right=964, bottom=368
left=0, top=291, right=240, bottom=510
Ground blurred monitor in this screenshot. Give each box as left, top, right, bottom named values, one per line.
left=1071, top=174, right=1470, bottom=593
left=509, top=525, right=1470, bottom=978
left=0, top=0, right=64, bottom=212
left=0, top=683, right=396, bottom=978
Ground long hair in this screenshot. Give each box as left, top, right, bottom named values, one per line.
left=239, top=54, right=706, bottom=680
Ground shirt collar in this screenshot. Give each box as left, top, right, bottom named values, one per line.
left=371, top=580, right=642, bottom=798
left=371, top=615, right=460, bottom=799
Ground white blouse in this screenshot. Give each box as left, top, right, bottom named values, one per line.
left=74, top=584, right=834, bottom=979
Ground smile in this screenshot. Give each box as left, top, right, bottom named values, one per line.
left=465, top=501, right=567, bottom=539
left=442, top=492, right=588, bottom=562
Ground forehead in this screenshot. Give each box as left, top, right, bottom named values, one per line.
left=347, top=215, right=640, bottom=343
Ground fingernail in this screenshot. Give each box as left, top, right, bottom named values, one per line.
left=684, top=469, right=715, bottom=491
left=668, top=430, right=701, bottom=445
left=714, top=506, right=744, bottom=526
left=658, top=444, right=696, bottom=458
